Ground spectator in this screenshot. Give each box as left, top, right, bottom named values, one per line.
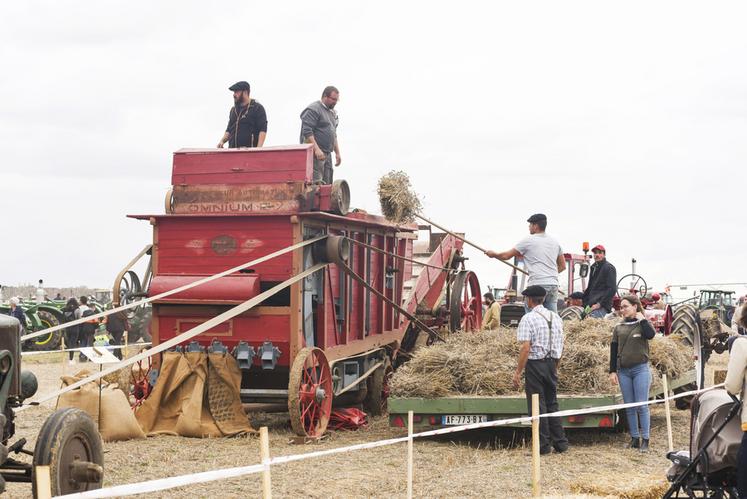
left=62, top=297, right=80, bottom=364
left=77, top=296, right=97, bottom=362
left=583, top=245, right=617, bottom=318
left=485, top=213, right=566, bottom=312
left=724, top=308, right=747, bottom=498
left=608, top=295, right=655, bottom=452
left=482, top=293, right=501, bottom=330
left=7, top=297, right=25, bottom=334
left=106, top=307, right=129, bottom=360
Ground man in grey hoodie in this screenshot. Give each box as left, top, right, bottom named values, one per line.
left=300, top=86, right=341, bottom=184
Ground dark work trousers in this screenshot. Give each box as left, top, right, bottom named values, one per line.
left=525, top=359, right=568, bottom=450
left=64, top=325, right=80, bottom=361
left=738, top=431, right=747, bottom=498
left=109, top=330, right=125, bottom=360
left=312, top=154, right=333, bottom=184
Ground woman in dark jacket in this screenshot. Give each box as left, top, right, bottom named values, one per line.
left=608, top=295, right=656, bottom=452
left=62, top=298, right=79, bottom=363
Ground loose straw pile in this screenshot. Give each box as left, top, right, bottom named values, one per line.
left=377, top=171, right=422, bottom=224
left=390, top=319, right=693, bottom=397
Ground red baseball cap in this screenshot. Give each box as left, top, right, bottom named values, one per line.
left=592, top=244, right=606, bottom=253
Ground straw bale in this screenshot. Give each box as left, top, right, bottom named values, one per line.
left=570, top=474, right=668, bottom=499
left=377, top=171, right=422, bottom=224
left=391, top=319, right=693, bottom=398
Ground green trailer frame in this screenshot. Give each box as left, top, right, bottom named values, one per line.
left=389, top=369, right=695, bottom=431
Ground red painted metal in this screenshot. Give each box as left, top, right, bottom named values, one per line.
left=149, top=275, right=260, bottom=303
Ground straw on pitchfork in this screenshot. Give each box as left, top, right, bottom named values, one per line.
left=377, top=171, right=528, bottom=275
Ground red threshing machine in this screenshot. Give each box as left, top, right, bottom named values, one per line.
left=114, top=145, right=482, bottom=437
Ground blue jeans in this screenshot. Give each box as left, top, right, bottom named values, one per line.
left=589, top=307, right=609, bottom=319
left=618, top=362, right=651, bottom=439
left=524, top=285, right=559, bottom=313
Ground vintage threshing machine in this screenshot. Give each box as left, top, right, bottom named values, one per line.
left=115, top=145, right=482, bottom=437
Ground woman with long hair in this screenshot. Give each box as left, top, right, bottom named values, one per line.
left=608, top=294, right=656, bottom=451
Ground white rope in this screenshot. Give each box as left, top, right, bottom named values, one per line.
left=16, top=263, right=327, bottom=413
left=55, top=382, right=728, bottom=498
left=21, top=343, right=152, bottom=356
left=21, top=235, right=327, bottom=342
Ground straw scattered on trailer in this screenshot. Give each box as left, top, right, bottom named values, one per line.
left=390, top=319, right=693, bottom=398
left=377, top=170, right=422, bottom=224
left=570, top=473, right=669, bottom=499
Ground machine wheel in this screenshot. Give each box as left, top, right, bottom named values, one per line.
left=117, top=271, right=143, bottom=320
left=560, top=306, right=584, bottom=321
left=616, top=273, right=647, bottom=298
left=27, top=310, right=63, bottom=351
left=365, top=356, right=393, bottom=417
left=32, top=408, right=104, bottom=497
left=288, top=347, right=333, bottom=437
left=449, top=271, right=482, bottom=332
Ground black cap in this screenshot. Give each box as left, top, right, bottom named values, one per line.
left=569, top=291, right=584, bottom=300
left=527, top=213, right=547, bottom=224
left=522, top=285, right=547, bottom=298
left=229, top=81, right=251, bottom=92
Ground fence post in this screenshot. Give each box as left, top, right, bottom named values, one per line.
left=259, top=426, right=272, bottom=499
left=35, top=465, right=52, bottom=499
left=662, top=374, right=674, bottom=452
left=407, top=410, right=414, bottom=499
left=60, top=336, right=67, bottom=375
left=531, top=393, right=540, bottom=497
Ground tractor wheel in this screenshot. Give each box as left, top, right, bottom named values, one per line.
left=32, top=408, right=103, bottom=497
left=27, top=310, right=63, bottom=351
left=671, top=307, right=699, bottom=346
left=365, top=356, right=393, bottom=417
left=560, top=306, right=583, bottom=321
left=288, top=347, right=333, bottom=438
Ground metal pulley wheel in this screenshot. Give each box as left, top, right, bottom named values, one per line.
left=313, top=235, right=350, bottom=265
left=32, top=408, right=104, bottom=497
left=448, top=270, right=482, bottom=332
left=330, top=180, right=351, bottom=215
left=288, top=347, right=333, bottom=437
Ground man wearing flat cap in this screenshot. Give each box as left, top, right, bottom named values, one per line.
left=582, top=244, right=617, bottom=318
left=514, top=284, right=569, bottom=455
left=217, top=81, right=268, bottom=149
left=485, top=213, right=566, bottom=312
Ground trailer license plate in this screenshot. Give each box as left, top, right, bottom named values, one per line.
left=442, top=415, right=487, bottom=425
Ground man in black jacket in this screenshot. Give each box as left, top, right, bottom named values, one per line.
left=583, top=244, right=617, bottom=318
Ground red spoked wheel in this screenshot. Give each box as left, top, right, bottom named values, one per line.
left=449, top=270, right=482, bottom=332
left=131, top=355, right=152, bottom=409
left=288, top=347, right=333, bottom=437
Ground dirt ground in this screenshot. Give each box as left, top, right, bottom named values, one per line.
left=6, top=352, right=728, bottom=498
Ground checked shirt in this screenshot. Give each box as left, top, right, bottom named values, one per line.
left=516, top=304, right=564, bottom=360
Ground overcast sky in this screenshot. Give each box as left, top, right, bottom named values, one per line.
left=1, top=1, right=745, bottom=300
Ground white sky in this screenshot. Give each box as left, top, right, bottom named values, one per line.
left=1, top=1, right=746, bottom=300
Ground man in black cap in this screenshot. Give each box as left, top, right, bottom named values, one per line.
left=300, top=86, right=341, bottom=184
left=582, top=244, right=617, bottom=319
left=567, top=291, right=585, bottom=308
left=514, top=285, right=569, bottom=454
left=217, top=81, right=268, bottom=149
left=485, top=213, right=566, bottom=312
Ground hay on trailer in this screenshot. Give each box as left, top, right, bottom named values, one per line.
left=570, top=474, right=668, bottom=499
left=390, top=319, right=693, bottom=398
left=377, top=170, right=422, bottom=224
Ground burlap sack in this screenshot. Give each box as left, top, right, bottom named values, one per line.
left=135, top=351, right=253, bottom=438
left=99, top=386, right=145, bottom=442
left=57, top=370, right=100, bottom=422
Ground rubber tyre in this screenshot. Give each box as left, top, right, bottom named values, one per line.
left=32, top=408, right=104, bottom=497
left=28, top=310, right=62, bottom=351
left=365, top=356, right=393, bottom=416
left=560, top=306, right=583, bottom=321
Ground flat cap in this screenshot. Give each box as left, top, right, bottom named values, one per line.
left=527, top=213, right=547, bottom=224
left=522, top=285, right=547, bottom=298
left=569, top=291, right=585, bottom=300
left=229, top=81, right=251, bottom=91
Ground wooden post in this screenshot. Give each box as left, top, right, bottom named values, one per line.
left=35, top=465, right=52, bottom=499
left=407, top=410, right=414, bottom=499
left=60, top=336, right=66, bottom=375
left=124, top=330, right=128, bottom=359
left=531, top=393, right=541, bottom=497
left=662, top=374, right=674, bottom=452
left=259, top=426, right=272, bottom=499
